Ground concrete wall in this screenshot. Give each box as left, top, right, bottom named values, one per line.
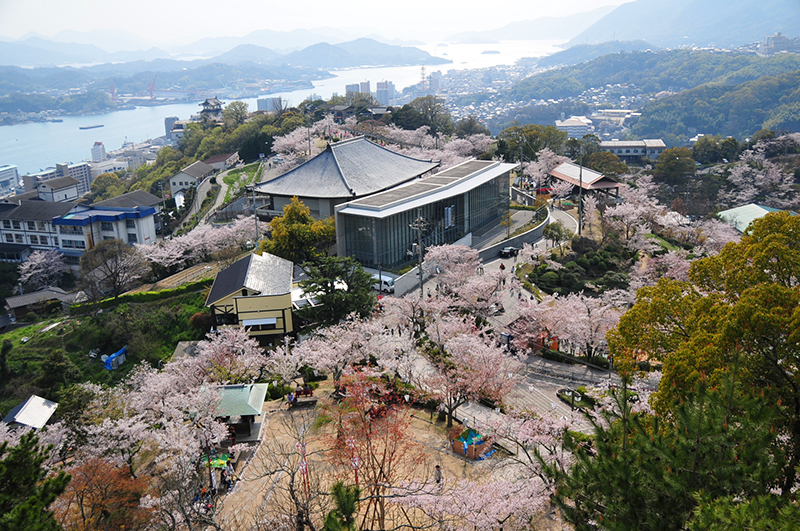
left=392, top=210, right=549, bottom=297
left=477, top=208, right=551, bottom=263
left=394, top=265, right=432, bottom=298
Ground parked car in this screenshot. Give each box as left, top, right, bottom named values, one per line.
left=499, top=246, right=519, bottom=258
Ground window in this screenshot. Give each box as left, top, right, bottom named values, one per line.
left=30, top=235, right=38, bottom=244
left=127, top=233, right=138, bottom=244
left=126, top=220, right=136, bottom=229
left=65, top=256, right=80, bottom=266
left=101, top=221, right=114, bottom=232
left=4, top=234, right=12, bottom=243
left=2, top=220, right=9, bottom=229
left=59, top=226, right=83, bottom=235
left=27, top=221, right=36, bottom=230
left=14, top=234, right=23, bottom=243
left=62, top=239, right=86, bottom=249
left=37, top=221, right=46, bottom=231
left=625, top=149, right=630, bottom=153
left=52, top=237, right=58, bottom=246
left=11, top=221, right=20, bottom=230
left=39, top=236, right=47, bottom=245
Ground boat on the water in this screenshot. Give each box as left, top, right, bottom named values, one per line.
left=79, top=124, right=104, bottom=130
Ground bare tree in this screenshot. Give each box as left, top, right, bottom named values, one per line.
left=79, top=238, right=148, bottom=300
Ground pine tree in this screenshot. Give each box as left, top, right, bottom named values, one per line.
left=0, top=431, right=71, bottom=531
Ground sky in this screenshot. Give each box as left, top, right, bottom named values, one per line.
left=0, top=0, right=628, bottom=47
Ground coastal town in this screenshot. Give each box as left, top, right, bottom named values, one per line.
left=1, top=1, right=800, bottom=530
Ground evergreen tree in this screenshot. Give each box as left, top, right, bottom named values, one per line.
left=323, top=481, right=360, bottom=531
left=545, top=379, right=781, bottom=531
left=0, top=432, right=70, bottom=531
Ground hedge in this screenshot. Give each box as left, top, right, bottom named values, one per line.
left=70, top=278, right=214, bottom=314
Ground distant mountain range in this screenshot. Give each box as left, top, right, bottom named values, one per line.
left=0, top=36, right=449, bottom=70
left=567, top=0, right=800, bottom=48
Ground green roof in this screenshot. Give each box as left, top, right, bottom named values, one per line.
left=718, top=204, right=783, bottom=233
left=217, top=384, right=268, bottom=416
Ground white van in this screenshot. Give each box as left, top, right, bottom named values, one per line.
left=371, top=274, right=395, bottom=293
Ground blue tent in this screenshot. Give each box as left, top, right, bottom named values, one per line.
left=104, top=346, right=127, bottom=370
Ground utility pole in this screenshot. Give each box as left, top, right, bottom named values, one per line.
left=250, top=184, right=259, bottom=244
left=409, top=209, right=425, bottom=299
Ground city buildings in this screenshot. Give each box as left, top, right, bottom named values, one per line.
left=91, top=141, right=107, bottom=162
left=376, top=81, right=396, bottom=106
left=24, top=162, right=93, bottom=196
left=335, top=159, right=516, bottom=270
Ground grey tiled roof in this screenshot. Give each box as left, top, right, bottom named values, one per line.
left=206, top=252, right=293, bottom=305
left=38, top=176, right=79, bottom=189
left=181, top=161, right=215, bottom=179
left=5, top=286, right=78, bottom=309
left=94, top=190, right=162, bottom=209
left=0, top=200, right=76, bottom=221
left=254, top=137, right=440, bottom=199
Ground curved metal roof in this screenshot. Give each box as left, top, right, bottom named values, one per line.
left=254, top=137, right=439, bottom=199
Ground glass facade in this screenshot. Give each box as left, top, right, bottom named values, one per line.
left=342, top=174, right=509, bottom=270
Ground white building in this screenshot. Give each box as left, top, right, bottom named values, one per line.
left=0, top=192, right=158, bottom=268
left=90, top=158, right=129, bottom=179
left=555, top=116, right=594, bottom=138
left=91, top=141, right=107, bottom=162
left=0, top=165, right=19, bottom=195
left=599, top=139, right=667, bottom=162
left=169, top=160, right=214, bottom=194
left=25, top=162, right=93, bottom=197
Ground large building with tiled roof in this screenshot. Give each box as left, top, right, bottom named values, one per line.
left=254, top=137, right=440, bottom=219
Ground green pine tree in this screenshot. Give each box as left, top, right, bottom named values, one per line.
left=0, top=431, right=71, bottom=531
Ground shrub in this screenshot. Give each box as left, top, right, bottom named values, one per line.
left=190, top=312, right=213, bottom=332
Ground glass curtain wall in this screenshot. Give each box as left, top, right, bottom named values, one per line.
left=342, top=174, right=509, bottom=270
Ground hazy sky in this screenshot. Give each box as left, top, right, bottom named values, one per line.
left=0, top=0, right=628, bottom=45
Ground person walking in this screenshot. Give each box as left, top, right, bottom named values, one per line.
left=434, top=464, right=442, bottom=484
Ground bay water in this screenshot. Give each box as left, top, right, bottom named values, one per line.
left=0, top=39, right=562, bottom=176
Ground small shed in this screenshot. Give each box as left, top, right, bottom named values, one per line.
left=217, top=384, right=268, bottom=441
left=2, top=394, right=58, bottom=429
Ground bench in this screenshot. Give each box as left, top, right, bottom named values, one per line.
left=287, top=396, right=318, bottom=409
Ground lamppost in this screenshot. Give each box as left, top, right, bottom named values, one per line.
left=578, top=145, right=583, bottom=237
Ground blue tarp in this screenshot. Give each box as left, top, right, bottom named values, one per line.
left=104, top=346, right=127, bottom=370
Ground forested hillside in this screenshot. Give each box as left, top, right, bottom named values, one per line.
left=632, top=69, right=800, bottom=142
left=510, top=50, right=800, bottom=102
left=506, top=49, right=800, bottom=142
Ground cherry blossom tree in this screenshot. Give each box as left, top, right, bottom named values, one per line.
left=421, top=329, right=522, bottom=427
left=17, top=249, right=69, bottom=291
left=516, top=290, right=624, bottom=359
left=173, top=327, right=267, bottom=384
left=423, top=244, right=510, bottom=319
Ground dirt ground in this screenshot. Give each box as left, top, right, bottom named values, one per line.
left=215, top=377, right=569, bottom=531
